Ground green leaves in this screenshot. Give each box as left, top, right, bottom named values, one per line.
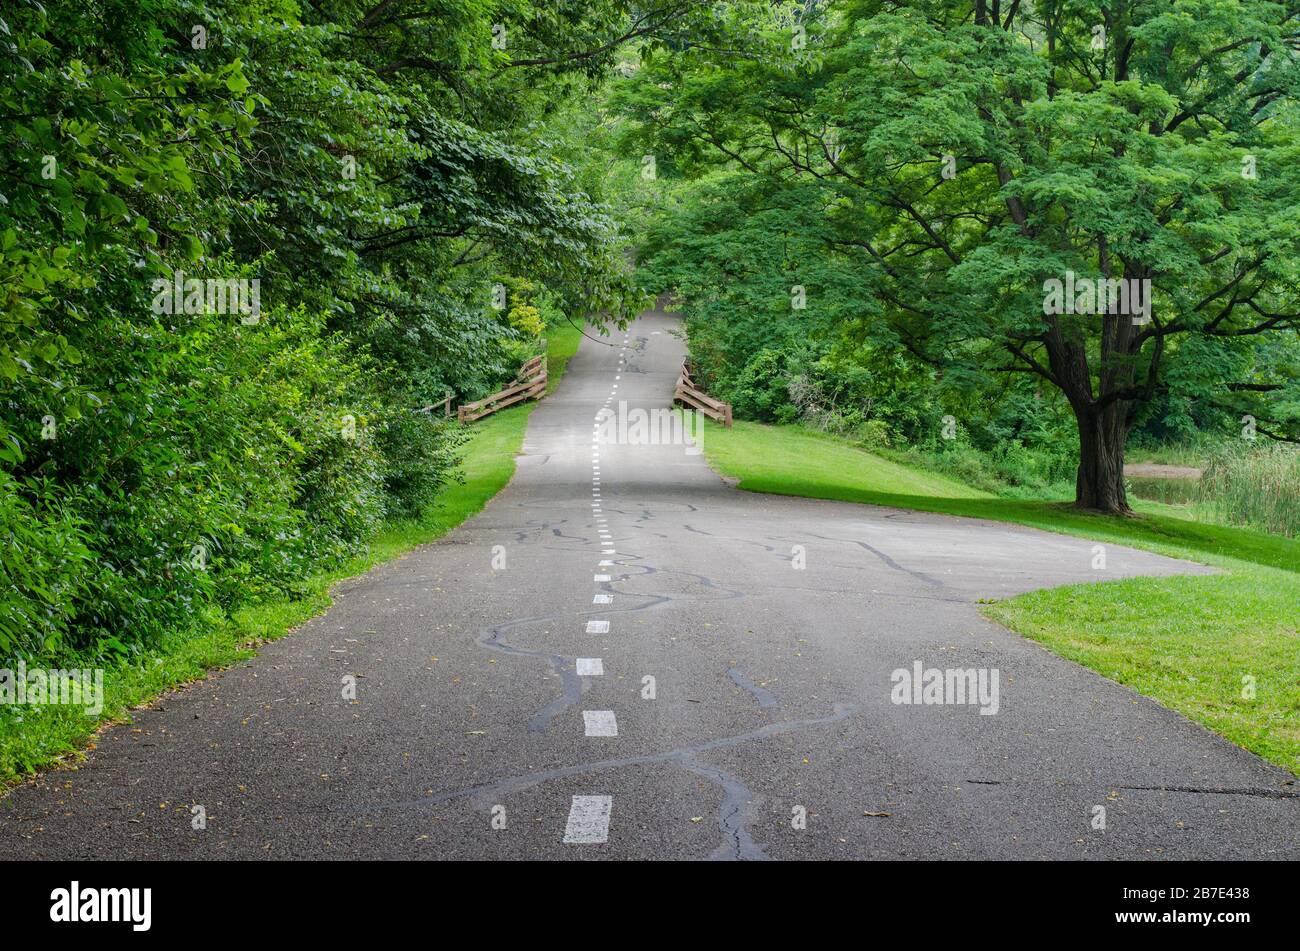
left=616, top=0, right=1300, bottom=509
left=0, top=0, right=646, bottom=666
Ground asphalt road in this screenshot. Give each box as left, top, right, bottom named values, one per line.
left=3, top=308, right=1296, bottom=860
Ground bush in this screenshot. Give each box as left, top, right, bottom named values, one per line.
left=0, top=306, right=468, bottom=661
left=377, top=410, right=467, bottom=520
left=0, top=474, right=92, bottom=661
left=727, top=348, right=797, bottom=422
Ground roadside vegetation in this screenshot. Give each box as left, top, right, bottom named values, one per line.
left=0, top=0, right=640, bottom=783
left=607, top=0, right=1300, bottom=518
left=0, top=326, right=580, bottom=783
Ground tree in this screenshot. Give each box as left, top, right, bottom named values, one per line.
left=616, top=0, right=1300, bottom=513
left=0, top=0, right=691, bottom=660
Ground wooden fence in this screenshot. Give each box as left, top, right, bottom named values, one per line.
left=674, top=358, right=732, bottom=427
left=416, top=393, right=454, bottom=418
left=457, top=350, right=548, bottom=423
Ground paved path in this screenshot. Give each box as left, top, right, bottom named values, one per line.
left=3, top=309, right=1296, bottom=859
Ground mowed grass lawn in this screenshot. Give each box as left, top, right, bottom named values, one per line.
left=0, top=325, right=583, bottom=784
left=702, top=419, right=1300, bottom=775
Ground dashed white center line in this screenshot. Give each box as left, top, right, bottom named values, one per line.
left=583, top=710, right=618, bottom=736
left=565, top=336, right=638, bottom=842
left=564, top=795, right=612, bottom=844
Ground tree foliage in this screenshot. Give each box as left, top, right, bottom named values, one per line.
left=0, top=0, right=663, bottom=660
left=616, top=0, right=1300, bottom=512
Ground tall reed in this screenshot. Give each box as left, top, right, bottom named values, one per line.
left=1199, top=443, right=1300, bottom=538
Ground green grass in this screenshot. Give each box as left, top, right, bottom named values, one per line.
left=702, top=418, right=1300, bottom=774
left=983, top=573, right=1299, bottom=773
left=707, top=421, right=994, bottom=501
left=0, top=323, right=583, bottom=785
left=1126, top=475, right=1200, bottom=506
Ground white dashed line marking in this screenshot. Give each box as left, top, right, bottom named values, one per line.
left=576, top=657, right=604, bottom=676
left=563, top=795, right=612, bottom=844
left=583, top=710, right=618, bottom=736
left=593, top=594, right=612, bottom=604
left=594, top=574, right=611, bottom=582
left=586, top=620, right=609, bottom=634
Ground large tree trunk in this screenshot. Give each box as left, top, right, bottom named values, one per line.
left=1072, top=402, right=1131, bottom=514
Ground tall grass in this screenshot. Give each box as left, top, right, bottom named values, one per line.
left=1126, top=475, right=1200, bottom=505
left=1199, top=443, right=1300, bottom=538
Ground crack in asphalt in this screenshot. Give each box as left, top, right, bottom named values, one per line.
left=354, top=703, right=858, bottom=860
left=473, top=555, right=744, bottom=733
left=678, top=753, right=768, bottom=861
left=1117, top=784, right=1300, bottom=800
left=850, top=540, right=945, bottom=588
left=726, top=666, right=779, bottom=710
left=803, top=531, right=945, bottom=589
left=959, top=778, right=1300, bottom=799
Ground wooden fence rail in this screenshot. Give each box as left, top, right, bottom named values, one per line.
left=674, top=358, right=732, bottom=427
left=457, top=349, right=548, bottom=423
left=416, top=393, right=454, bottom=417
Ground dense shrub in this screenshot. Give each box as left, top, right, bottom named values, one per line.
left=5, top=306, right=396, bottom=659
left=377, top=410, right=467, bottom=521
left=729, top=348, right=798, bottom=422
left=0, top=474, right=92, bottom=660
left=0, top=0, right=624, bottom=671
